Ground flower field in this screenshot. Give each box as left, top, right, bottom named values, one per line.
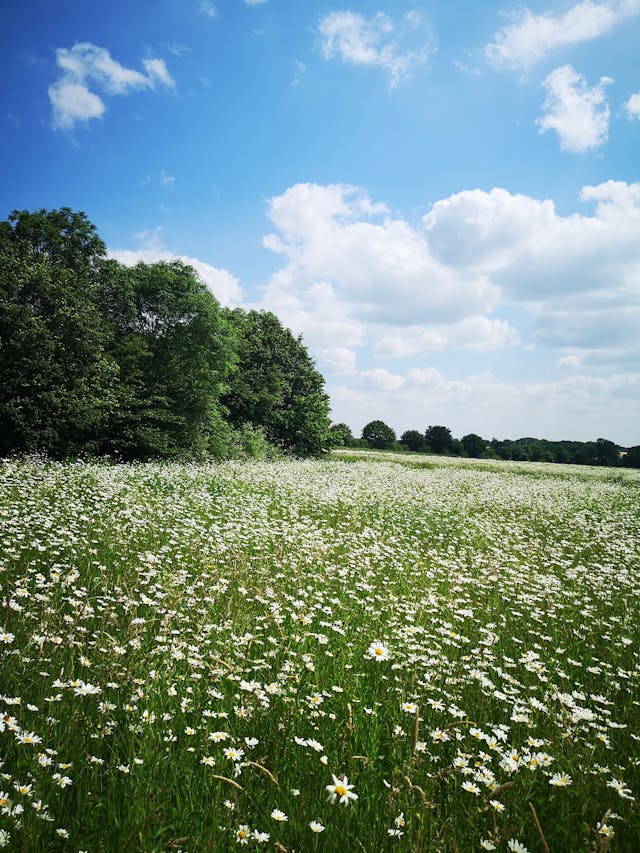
left=1, top=453, right=639, bottom=851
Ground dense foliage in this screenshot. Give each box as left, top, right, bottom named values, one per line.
left=0, top=208, right=329, bottom=459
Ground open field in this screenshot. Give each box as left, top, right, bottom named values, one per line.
left=1, top=453, right=639, bottom=851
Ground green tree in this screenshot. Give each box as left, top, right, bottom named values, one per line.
left=400, top=429, right=425, bottom=452
left=621, top=446, right=640, bottom=468
left=0, top=208, right=117, bottom=456
left=222, top=310, right=329, bottom=456
left=327, top=423, right=354, bottom=447
left=425, top=425, right=453, bottom=454
left=97, top=259, right=235, bottom=459
left=461, top=433, right=485, bottom=458
left=362, top=420, right=396, bottom=449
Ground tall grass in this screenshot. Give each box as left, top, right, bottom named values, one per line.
left=1, top=454, right=639, bottom=851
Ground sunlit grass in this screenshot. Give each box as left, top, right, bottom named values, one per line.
left=1, top=454, right=639, bottom=851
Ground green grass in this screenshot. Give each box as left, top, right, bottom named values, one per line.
left=0, top=454, right=639, bottom=851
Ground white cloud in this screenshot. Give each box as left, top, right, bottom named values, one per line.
left=318, top=10, right=433, bottom=86
left=108, top=231, right=242, bottom=307
left=360, top=368, right=406, bottom=391
left=625, top=92, right=640, bottom=118
left=536, top=65, right=612, bottom=152
left=48, top=82, right=105, bottom=130
left=262, top=182, right=497, bottom=327
left=49, top=42, right=174, bottom=130
left=374, top=316, right=520, bottom=357
left=485, top=0, right=640, bottom=70
left=330, top=367, right=640, bottom=443
left=244, top=0, right=267, bottom=5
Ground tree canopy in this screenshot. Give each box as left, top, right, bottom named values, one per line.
left=0, top=208, right=330, bottom=459
left=362, top=420, right=396, bottom=449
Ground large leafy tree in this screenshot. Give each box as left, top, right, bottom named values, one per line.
left=222, top=310, right=329, bottom=456
left=97, top=259, right=236, bottom=459
left=0, top=209, right=117, bottom=456
left=461, top=433, right=486, bottom=458
left=400, top=429, right=425, bottom=452
left=425, top=424, right=453, bottom=454
left=362, top=420, right=396, bottom=450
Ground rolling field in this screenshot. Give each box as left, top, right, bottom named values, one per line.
left=0, top=453, right=639, bottom=851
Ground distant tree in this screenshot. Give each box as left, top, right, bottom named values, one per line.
left=0, top=208, right=118, bottom=456
left=595, top=438, right=619, bottom=467
left=461, top=433, right=485, bottom=458
left=621, top=446, right=640, bottom=468
left=362, top=420, right=396, bottom=450
left=222, top=310, right=330, bottom=456
left=327, top=423, right=354, bottom=447
left=400, top=429, right=425, bottom=452
left=425, top=425, right=453, bottom=454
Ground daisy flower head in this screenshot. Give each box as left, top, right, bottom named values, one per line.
left=270, top=809, right=288, bottom=822
left=309, top=820, right=325, bottom=832
left=236, top=824, right=250, bottom=845
left=507, top=840, right=530, bottom=853
left=326, top=773, right=358, bottom=805
left=367, top=640, right=390, bottom=662
left=549, top=772, right=572, bottom=787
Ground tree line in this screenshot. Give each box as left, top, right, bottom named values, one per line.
left=328, top=421, right=640, bottom=469
left=0, top=208, right=330, bottom=460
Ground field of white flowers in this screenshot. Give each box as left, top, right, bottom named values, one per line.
left=1, top=453, right=639, bottom=851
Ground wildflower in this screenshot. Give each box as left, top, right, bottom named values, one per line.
left=326, top=773, right=358, bottom=805
left=201, top=756, right=215, bottom=767
left=16, top=731, right=42, bottom=745
left=367, top=641, right=390, bottom=661
left=461, top=780, right=480, bottom=795
left=270, top=809, right=288, bottom=821
left=224, top=800, right=236, bottom=810
left=489, top=800, right=505, bottom=812
left=236, top=824, right=250, bottom=845
left=388, top=828, right=404, bottom=837
left=480, top=841, right=496, bottom=851
left=252, top=830, right=270, bottom=843
left=52, top=774, right=72, bottom=787
left=0, top=829, right=10, bottom=847
left=401, top=702, right=418, bottom=714
left=309, top=820, right=325, bottom=832
left=223, top=747, right=245, bottom=762
left=507, top=840, right=530, bottom=853
left=549, top=772, right=572, bottom=787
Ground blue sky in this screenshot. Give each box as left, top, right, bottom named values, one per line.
left=2, top=0, right=639, bottom=445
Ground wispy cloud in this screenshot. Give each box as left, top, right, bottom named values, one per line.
left=318, top=9, right=433, bottom=86
left=48, top=42, right=174, bottom=131
left=199, top=1, right=218, bottom=18
left=485, top=0, right=640, bottom=70
left=536, top=65, right=612, bottom=152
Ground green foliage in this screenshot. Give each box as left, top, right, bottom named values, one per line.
left=361, top=419, right=396, bottom=449
left=327, top=422, right=354, bottom=448
left=0, top=209, right=118, bottom=457
left=461, top=432, right=486, bottom=458
left=97, top=258, right=236, bottom=460
left=425, top=424, right=453, bottom=454
left=399, top=429, right=425, bottom=452
left=1, top=209, right=330, bottom=460
left=222, top=309, right=330, bottom=456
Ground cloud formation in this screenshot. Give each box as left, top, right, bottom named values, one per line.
left=625, top=92, right=640, bottom=118
left=49, top=42, right=174, bottom=130
left=536, top=65, right=612, bottom=152
left=485, top=0, right=640, bottom=70
left=318, top=9, right=432, bottom=86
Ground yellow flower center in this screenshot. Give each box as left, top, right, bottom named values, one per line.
left=335, top=785, right=348, bottom=796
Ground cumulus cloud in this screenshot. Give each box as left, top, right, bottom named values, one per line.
left=536, top=65, right=612, bottom=152
left=108, top=231, right=242, bottom=307
left=374, top=316, right=521, bottom=357
left=485, top=0, right=640, bottom=70
left=318, top=9, right=433, bottom=86
left=262, top=182, right=497, bottom=327
left=49, top=42, right=174, bottom=130
left=625, top=92, right=640, bottom=118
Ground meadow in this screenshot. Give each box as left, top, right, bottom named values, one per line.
left=0, top=453, right=639, bottom=852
